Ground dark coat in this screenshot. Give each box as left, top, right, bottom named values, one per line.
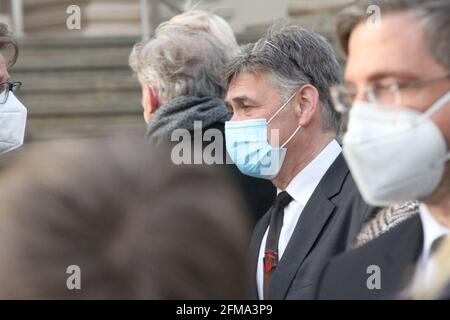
left=248, top=154, right=379, bottom=299
left=146, top=95, right=276, bottom=226
left=316, top=214, right=422, bottom=299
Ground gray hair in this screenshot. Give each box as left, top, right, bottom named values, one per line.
left=157, top=10, right=239, bottom=60
left=337, top=0, right=450, bottom=71
left=226, top=23, right=342, bottom=133
left=129, top=25, right=228, bottom=105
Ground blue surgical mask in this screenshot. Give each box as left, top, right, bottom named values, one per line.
left=225, top=92, right=301, bottom=180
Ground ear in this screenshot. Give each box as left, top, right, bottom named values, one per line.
left=141, top=84, right=160, bottom=123
left=294, top=84, right=320, bottom=127
left=0, top=53, right=10, bottom=81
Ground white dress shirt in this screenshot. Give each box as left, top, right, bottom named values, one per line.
left=413, top=204, right=449, bottom=288
left=256, top=139, right=342, bottom=299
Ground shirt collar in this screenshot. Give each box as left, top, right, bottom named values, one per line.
left=419, top=203, right=450, bottom=262
left=278, top=139, right=342, bottom=206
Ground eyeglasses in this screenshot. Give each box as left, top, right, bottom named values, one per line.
left=330, top=74, right=450, bottom=113
left=0, top=81, right=22, bottom=104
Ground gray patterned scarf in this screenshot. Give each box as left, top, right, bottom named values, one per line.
left=145, top=95, right=231, bottom=141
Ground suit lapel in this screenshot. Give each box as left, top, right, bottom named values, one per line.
left=268, top=154, right=349, bottom=299
left=248, top=211, right=271, bottom=298
left=383, top=215, right=423, bottom=295
left=268, top=192, right=335, bottom=299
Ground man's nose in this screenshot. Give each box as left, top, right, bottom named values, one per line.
left=354, top=89, right=369, bottom=102
left=230, top=113, right=243, bottom=122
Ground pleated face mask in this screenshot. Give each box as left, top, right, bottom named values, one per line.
left=225, top=91, right=301, bottom=180
left=0, top=92, right=27, bottom=155
left=343, top=91, right=450, bottom=206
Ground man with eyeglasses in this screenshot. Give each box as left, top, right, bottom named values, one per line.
left=0, top=22, right=26, bottom=155
left=316, top=0, right=450, bottom=299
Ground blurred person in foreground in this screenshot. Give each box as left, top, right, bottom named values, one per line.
left=128, top=10, right=275, bottom=226
left=225, top=23, right=378, bottom=300
left=0, top=23, right=27, bottom=155
left=0, top=137, right=250, bottom=299
left=412, top=235, right=450, bottom=299
left=316, top=0, right=450, bottom=299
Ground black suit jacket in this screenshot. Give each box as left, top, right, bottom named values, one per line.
left=316, top=214, right=423, bottom=299
left=248, top=154, right=378, bottom=299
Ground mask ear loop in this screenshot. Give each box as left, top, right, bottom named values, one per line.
left=430, top=152, right=450, bottom=170
left=419, top=91, right=450, bottom=121
left=426, top=91, right=450, bottom=164
left=281, top=125, right=302, bottom=148
left=443, top=153, right=450, bottom=162
left=268, top=91, right=303, bottom=148
left=418, top=91, right=450, bottom=167
left=268, top=91, right=298, bottom=124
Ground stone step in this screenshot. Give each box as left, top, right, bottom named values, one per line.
left=14, top=37, right=138, bottom=70
left=18, top=36, right=139, bottom=48
left=12, top=37, right=144, bottom=141
left=13, top=68, right=138, bottom=93
left=25, top=113, right=145, bottom=141
left=11, top=33, right=259, bottom=141
left=22, top=0, right=181, bottom=36
left=13, top=48, right=133, bottom=71
left=18, top=89, right=141, bottom=117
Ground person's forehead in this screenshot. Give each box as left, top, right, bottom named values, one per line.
left=345, top=12, right=442, bottom=82
left=226, top=70, right=277, bottom=101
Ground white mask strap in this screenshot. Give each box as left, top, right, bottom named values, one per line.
left=281, top=125, right=302, bottom=148
left=444, top=153, right=450, bottom=162
left=433, top=152, right=450, bottom=168
left=420, top=91, right=450, bottom=120
left=268, top=91, right=297, bottom=124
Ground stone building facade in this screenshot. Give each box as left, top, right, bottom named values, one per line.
left=0, top=0, right=351, bottom=141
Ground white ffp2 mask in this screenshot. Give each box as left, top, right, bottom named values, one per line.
left=343, top=91, right=450, bottom=206
left=0, top=92, right=27, bottom=154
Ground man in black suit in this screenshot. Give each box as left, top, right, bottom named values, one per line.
left=316, top=0, right=450, bottom=299
left=224, top=23, right=378, bottom=300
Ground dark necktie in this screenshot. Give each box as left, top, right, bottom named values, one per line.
left=263, top=191, right=293, bottom=299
